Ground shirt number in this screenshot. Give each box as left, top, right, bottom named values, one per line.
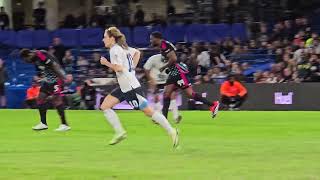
left=127, top=54, right=134, bottom=72
left=129, top=100, right=139, bottom=108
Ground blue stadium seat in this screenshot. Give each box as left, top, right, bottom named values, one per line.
left=52, top=29, right=79, bottom=47
left=16, top=30, right=33, bottom=48
left=0, top=30, right=16, bottom=46
left=119, top=27, right=132, bottom=46
left=186, top=24, right=208, bottom=42
left=164, top=25, right=186, bottom=43
left=206, top=24, right=231, bottom=42
left=132, top=26, right=151, bottom=46
left=79, top=28, right=104, bottom=47
left=231, top=23, right=247, bottom=41
left=33, top=30, right=51, bottom=48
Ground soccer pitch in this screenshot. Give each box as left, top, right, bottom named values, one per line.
left=0, top=110, right=320, bottom=180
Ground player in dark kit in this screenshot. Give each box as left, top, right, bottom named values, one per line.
left=150, top=32, right=220, bottom=120
left=20, top=49, right=71, bottom=131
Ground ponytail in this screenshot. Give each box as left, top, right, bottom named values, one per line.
left=107, top=27, right=128, bottom=49
left=117, top=34, right=128, bottom=49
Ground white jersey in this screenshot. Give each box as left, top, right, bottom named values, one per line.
left=110, top=44, right=141, bottom=93
left=144, top=54, right=168, bottom=85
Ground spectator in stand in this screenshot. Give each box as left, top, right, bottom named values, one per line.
left=0, top=59, right=7, bottom=108
left=220, top=74, right=247, bottom=110
left=222, top=38, right=235, bottom=55
left=134, top=4, right=145, bottom=26
left=89, top=52, right=102, bottom=69
left=25, top=80, right=40, bottom=109
left=209, top=44, right=227, bottom=67
left=149, top=13, right=162, bottom=26
left=196, top=44, right=210, bottom=74
left=12, top=10, right=25, bottom=30
left=313, top=38, right=320, bottom=54
left=0, top=7, right=9, bottom=30
left=63, top=14, right=77, bottom=28
left=89, top=7, right=105, bottom=28
left=62, top=50, right=74, bottom=74
left=167, top=3, right=176, bottom=16
left=77, top=56, right=89, bottom=76
left=305, top=33, right=318, bottom=48
left=52, top=37, right=66, bottom=66
left=309, top=54, right=320, bottom=82
left=76, top=12, right=87, bottom=28
left=283, top=20, right=294, bottom=40
left=280, top=68, right=293, bottom=83
left=33, top=1, right=46, bottom=29
left=81, top=80, right=96, bottom=110
left=103, top=7, right=113, bottom=27
left=293, top=41, right=306, bottom=63
left=297, top=54, right=312, bottom=82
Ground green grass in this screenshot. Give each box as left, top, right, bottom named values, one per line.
left=1, top=110, right=320, bottom=180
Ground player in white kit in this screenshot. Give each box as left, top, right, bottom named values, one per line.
left=144, top=54, right=182, bottom=123
left=99, top=27, right=179, bottom=147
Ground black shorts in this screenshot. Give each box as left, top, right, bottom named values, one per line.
left=40, top=80, right=64, bottom=96
left=166, top=63, right=191, bottom=89
left=0, top=83, right=4, bottom=96
left=111, top=87, right=148, bottom=110
left=154, top=84, right=165, bottom=94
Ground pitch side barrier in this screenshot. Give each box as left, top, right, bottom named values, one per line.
left=179, top=83, right=320, bottom=111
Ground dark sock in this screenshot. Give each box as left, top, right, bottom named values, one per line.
left=56, top=104, right=68, bottom=125
left=38, top=103, right=48, bottom=125
left=192, top=92, right=212, bottom=107
left=162, top=97, right=171, bottom=119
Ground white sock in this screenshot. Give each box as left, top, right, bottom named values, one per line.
left=154, top=102, right=162, bottom=112
left=152, top=111, right=175, bottom=135
left=170, top=100, right=179, bottom=120
left=103, top=109, right=125, bottom=134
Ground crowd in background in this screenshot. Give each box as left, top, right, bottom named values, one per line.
left=33, top=15, right=320, bottom=86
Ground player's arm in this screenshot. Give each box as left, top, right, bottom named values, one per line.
left=51, top=61, right=67, bottom=80
left=160, top=51, right=177, bottom=72
left=132, top=48, right=141, bottom=68
left=100, top=56, right=123, bottom=72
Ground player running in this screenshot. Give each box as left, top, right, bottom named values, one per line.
left=19, top=49, right=71, bottom=131
left=144, top=54, right=182, bottom=123
left=150, top=32, right=220, bottom=119
left=99, top=27, right=179, bottom=147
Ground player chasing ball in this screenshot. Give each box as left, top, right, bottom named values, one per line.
left=149, top=32, right=220, bottom=119
left=99, top=27, right=179, bottom=147
left=19, top=49, right=71, bottom=131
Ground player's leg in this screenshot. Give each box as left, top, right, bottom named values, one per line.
left=142, top=106, right=179, bottom=148
left=169, top=91, right=182, bottom=123
left=0, top=84, right=6, bottom=108
left=184, top=87, right=220, bottom=118
left=52, top=95, right=71, bottom=131
left=154, top=93, right=162, bottom=112
left=100, top=89, right=126, bottom=145
left=33, top=92, right=49, bottom=130
left=162, top=84, right=176, bottom=119
left=131, top=89, right=179, bottom=148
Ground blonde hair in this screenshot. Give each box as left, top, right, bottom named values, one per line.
left=106, top=27, right=128, bottom=49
